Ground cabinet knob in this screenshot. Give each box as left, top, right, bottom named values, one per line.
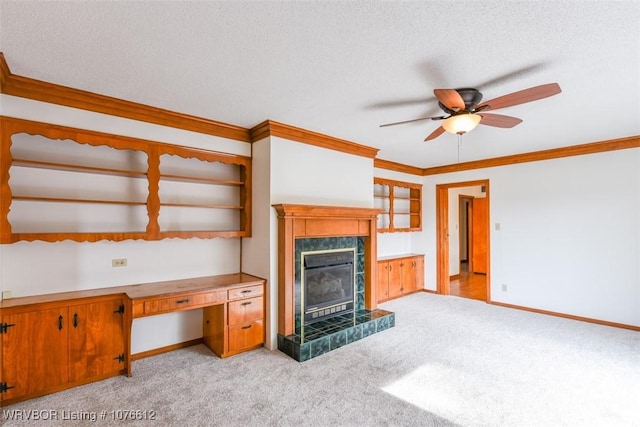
left=73, top=313, right=79, bottom=328
left=57, top=315, right=64, bottom=330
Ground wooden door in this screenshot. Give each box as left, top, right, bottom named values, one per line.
left=388, top=259, right=404, bottom=299
left=472, top=197, right=488, bottom=274
left=1, top=308, right=68, bottom=401
left=376, top=261, right=390, bottom=302
left=68, top=299, right=125, bottom=382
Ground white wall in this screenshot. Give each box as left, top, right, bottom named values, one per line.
left=0, top=95, right=248, bottom=353
left=422, top=148, right=640, bottom=327
left=243, top=136, right=374, bottom=349
left=239, top=138, right=273, bottom=348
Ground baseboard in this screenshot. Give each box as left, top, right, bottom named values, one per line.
left=131, top=338, right=205, bottom=361
left=489, top=301, right=640, bottom=332
left=421, top=289, right=438, bottom=294
left=449, top=274, right=460, bottom=280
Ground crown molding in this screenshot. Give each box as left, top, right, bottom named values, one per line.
left=422, top=135, right=640, bottom=176
left=0, top=52, right=251, bottom=142
left=2, top=54, right=636, bottom=172
left=373, top=158, right=423, bottom=176
left=250, top=120, right=379, bottom=159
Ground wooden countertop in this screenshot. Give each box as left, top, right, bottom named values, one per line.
left=0, top=273, right=266, bottom=309
left=377, top=253, right=425, bottom=262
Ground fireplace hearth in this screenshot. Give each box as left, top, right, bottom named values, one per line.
left=278, top=235, right=394, bottom=362
left=273, top=204, right=395, bottom=362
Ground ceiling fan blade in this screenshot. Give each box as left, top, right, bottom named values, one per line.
left=368, top=97, right=437, bottom=109
left=425, top=126, right=446, bottom=141
left=476, top=83, right=561, bottom=111
left=434, top=89, right=466, bottom=111
left=476, top=63, right=548, bottom=90
left=478, top=113, right=523, bottom=128
left=380, top=115, right=446, bottom=128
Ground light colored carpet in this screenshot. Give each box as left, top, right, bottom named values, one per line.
left=3, top=292, right=639, bottom=426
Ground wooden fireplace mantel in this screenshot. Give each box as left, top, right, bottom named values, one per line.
left=273, top=204, right=380, bottom=336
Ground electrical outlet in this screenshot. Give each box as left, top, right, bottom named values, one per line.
left=502, top=284, right=508, bottom=292
left=112, top=258, right=127, bottom=268
left=2, top=290, right=12, bottom=299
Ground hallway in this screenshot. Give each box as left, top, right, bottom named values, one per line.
left=450, top=262, right=487, bottom=301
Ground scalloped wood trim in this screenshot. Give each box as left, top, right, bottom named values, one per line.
left=250, top=120, right=379, bottom=159
left=0, top=116, right=252, bottom=243
left=0, top=53, right=251, bottom=142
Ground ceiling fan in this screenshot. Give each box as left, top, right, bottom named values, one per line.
left=380, top=83, right=562, bottom=141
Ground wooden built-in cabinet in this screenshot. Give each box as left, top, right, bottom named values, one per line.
left=377, top=254, right=424, bottom=303
left=0, top=273, right=265, bottom=406
left=1, top=296, right=126, bottom=404
left=374, top=178, right=422, bottom=232
left=202, top=284, right=265, bottom=358
left=0, top=116, right=252, bottom=243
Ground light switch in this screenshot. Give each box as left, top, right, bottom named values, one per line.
left=495, top=223, right=501, bottom=231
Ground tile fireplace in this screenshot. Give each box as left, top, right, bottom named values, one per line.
left=273, top=204, right=395, bottom=361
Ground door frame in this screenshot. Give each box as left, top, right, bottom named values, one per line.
left=436, top=179, right=491, bottom=300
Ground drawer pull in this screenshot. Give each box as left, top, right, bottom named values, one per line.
left=241, top=290, right=252, bottom=294
left=241, top=325, right=253, bottom=330
left=176, top=299, right=190, bottom=304
left=241, top=301, right=252, bottom=306
left=73, top=313, right=79, bottom=328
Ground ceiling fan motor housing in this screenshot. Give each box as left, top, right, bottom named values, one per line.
left=438, top=88, right=483, bottom=114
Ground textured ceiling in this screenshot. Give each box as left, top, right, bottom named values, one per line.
left=1, top=1, right=638, bottom=168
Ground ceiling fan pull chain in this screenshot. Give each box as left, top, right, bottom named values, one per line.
left=457, top=134, right=461, bottom=163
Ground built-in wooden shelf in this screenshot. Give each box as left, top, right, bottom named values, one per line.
left=373, top=177, right=422, bottom=232
left=0, top=116, right=252, bottom=243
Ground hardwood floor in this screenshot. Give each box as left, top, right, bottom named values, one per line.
left=450, top=262, right=487, bottom=301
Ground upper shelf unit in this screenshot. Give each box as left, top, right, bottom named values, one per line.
left=374, top=177, right=422, bottom=233
left=0, top=116, right=252, bottom=243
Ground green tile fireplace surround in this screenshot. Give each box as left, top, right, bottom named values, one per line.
left=277, top=237, right=395, bottom=361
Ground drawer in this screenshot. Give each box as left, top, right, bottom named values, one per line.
left=228, top=319, right=264, bottom=352
left=142, top=290, right=225, bottom=315
left=228, top=284, right=263, bottom=300
left=228, top=296, right=263, bottom=325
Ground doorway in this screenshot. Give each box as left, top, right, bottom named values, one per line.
left=436, top=180, right=490, bottom=301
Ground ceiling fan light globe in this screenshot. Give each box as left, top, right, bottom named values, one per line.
left=442, top=113, right=481, bottom=135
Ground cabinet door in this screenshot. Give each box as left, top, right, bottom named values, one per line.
left=68, top=299, right=126, bottom=382
left=388, top=259, right=404, bottom=299
left=413, top=256, right=425, bottom=291
left=1, top=308, right=68, bottom=402
left=376, top=261, right=390, bottom=302
left=401, top=258, right=415, bottom=293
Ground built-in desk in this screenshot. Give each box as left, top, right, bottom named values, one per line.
left=0, top=273, right=266, bottom=406
left=124, top=273, right=266, bottom=373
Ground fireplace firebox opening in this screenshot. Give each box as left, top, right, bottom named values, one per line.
left=301, top=248, right=356, bottom=325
